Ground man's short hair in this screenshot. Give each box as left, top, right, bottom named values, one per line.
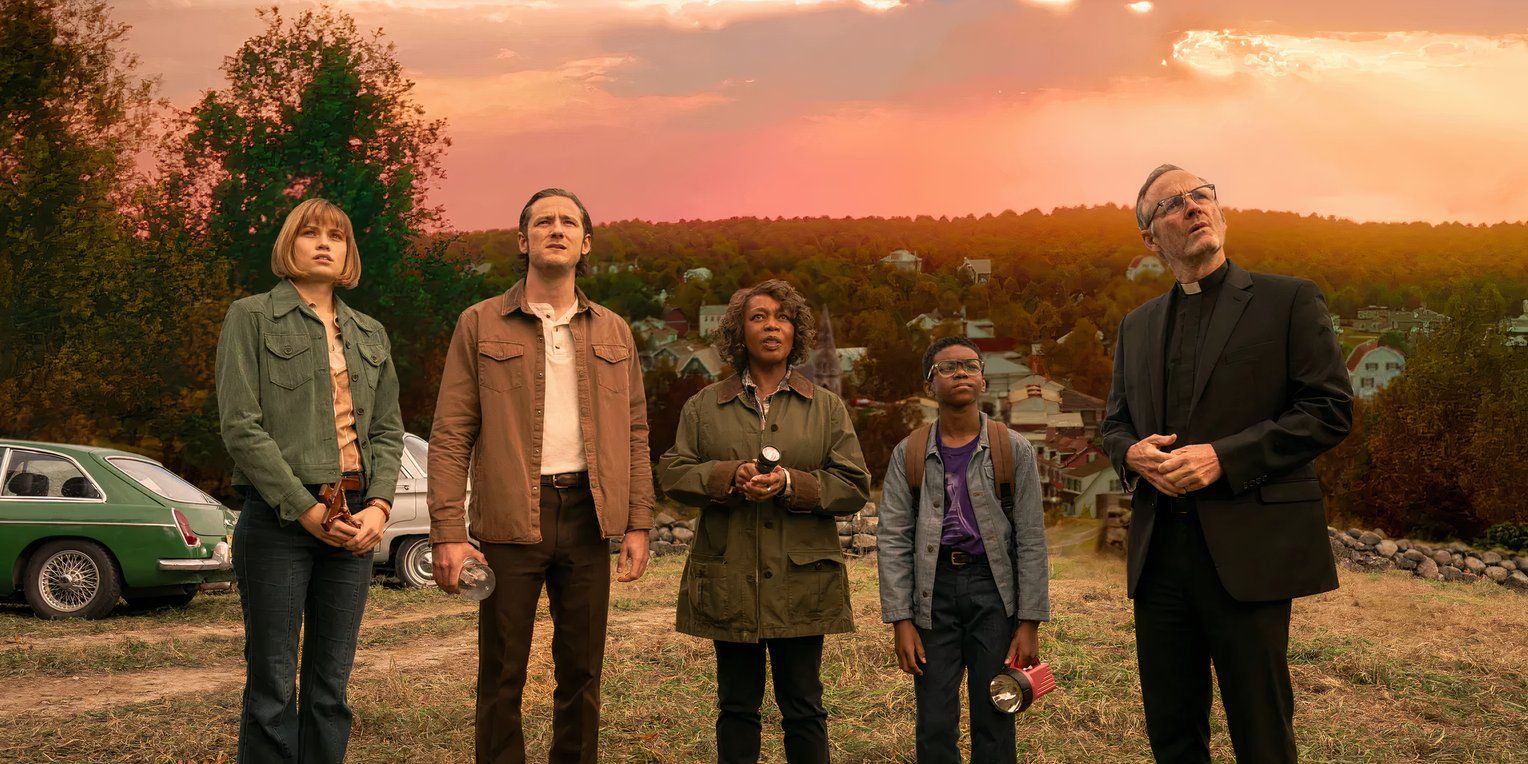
left=1135, top=163, right=1186, bottom=230
left=517, top=187, right=592, bottom=275
left=921, top=335, right=983, bottom=380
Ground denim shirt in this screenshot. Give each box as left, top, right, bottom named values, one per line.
left=877, top=413, right=1051, bottom=629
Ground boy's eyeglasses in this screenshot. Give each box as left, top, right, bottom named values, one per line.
left=927, top=359, right=984, bottom=380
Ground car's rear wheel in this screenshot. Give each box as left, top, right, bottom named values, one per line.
left=394, top=536, right=436, bottom=588
left=23, top=540, right=122, bottom=620
left=126, top=590, right=197, bottom=610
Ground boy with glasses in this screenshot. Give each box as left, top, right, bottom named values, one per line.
left=877, top=336, right=1050, bottom=764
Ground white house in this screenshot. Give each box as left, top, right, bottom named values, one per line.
left=879, top=249, right=923, bottom=272
left=683, top=267, right=713, bottom=282
left=1059, top=458, right=1124, bottom=518
left=1126, top=253, right=1166, bottom=281
left=964, top=318, right=996, bottom=339
left=959, top=258, right=993, bottom=284
left=698, top=304, right=727, bottom=338
left=1346, top=341, right=1405, bottom=397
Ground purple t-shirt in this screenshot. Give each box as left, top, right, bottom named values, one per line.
left=938, top=432, right=986, bottom=555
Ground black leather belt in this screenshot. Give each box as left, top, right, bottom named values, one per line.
left=539, top=471, right=588, bottom=489
left=939, top=547, right=987, bottom=567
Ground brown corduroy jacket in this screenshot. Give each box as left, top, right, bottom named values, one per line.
left=427, top=280, right=653, bottom=544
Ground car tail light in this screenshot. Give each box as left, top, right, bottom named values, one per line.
left=172, top=509, right=199, bottom=546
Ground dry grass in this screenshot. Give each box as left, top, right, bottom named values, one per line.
left=1, top=521, right=1524, bottom=763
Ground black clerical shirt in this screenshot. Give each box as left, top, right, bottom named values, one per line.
left=1162, top=259, right=1231, bottom=438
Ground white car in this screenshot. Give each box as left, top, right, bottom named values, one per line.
left=373, top=433, right=472, bottom=587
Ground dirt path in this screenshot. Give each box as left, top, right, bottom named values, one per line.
left=2, top=602, right=678, bottom=719
left=1, top=600, right=475, bottom=654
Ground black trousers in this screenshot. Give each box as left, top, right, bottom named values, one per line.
left=914, top=556, right=1017, bottom=764
left=1134, top=507, right=1296, bottom=764
left=476, top=484, right=610, bottom=764
left=713, top=635, right=829, bottom=764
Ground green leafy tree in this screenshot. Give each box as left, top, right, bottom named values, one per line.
left=0, top=0, right=229, bottom=468
left=158, top=5, right=481, bottom=433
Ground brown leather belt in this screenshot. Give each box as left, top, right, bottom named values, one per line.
left=539, top=471, right=588, bottom=489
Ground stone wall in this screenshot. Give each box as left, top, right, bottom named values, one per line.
left=644, top=503, right=881, bottom=556
left=1329, top=527, right=1528, bottom=593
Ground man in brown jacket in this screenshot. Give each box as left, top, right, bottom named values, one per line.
left=429, top=188, right=653, bottom=764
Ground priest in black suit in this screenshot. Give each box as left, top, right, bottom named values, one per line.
left=1102, top=165, right=1353, bottom=763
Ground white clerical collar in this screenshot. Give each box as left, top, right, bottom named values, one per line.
left=1179, top=280, right=1203, bottom=295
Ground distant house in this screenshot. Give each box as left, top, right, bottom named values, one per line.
left=879, top=249, right=923, bottom=272
left=898, top=396, right=940, bottom=426
left=959, top=258, right=993, bottom=284
left=978, top=353, right=1033, bottom=415
left=1126, top=253, right=1166, bottom=281
left=630, top=316, right=677, bottom=350
left=1353, top=305, right=1447, bottom=335
left=698, top=304, right=727, bottom=338
left=652, top=340, right=727, bottom=380
left=662, top=307, right=690, bottom=337
left=1055, top=327, right=1105, bottom=346
left=1395, top=307, right=1447, bottom=335
left=907, top=309, right=957, bottom=334
left=1059, top=458, right=1122, bottom=518
left=1353, top=305, right=1394, bottom=333
left=683, top=267, right=712, bottom=283
left=964, top=318, right=996, bottom=339
left=1346, top=340, right=1405, bottom=397
left=1504, top=299, right=1528, bottom=347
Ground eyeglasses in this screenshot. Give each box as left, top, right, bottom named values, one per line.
left=927, top=358, right=984, bottom=380
left=1145, top=183, right=1216, bottom=227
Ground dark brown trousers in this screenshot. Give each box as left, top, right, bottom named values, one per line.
left=476, top=484, right=610, bottom=764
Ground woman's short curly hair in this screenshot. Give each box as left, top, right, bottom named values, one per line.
left=714, top=279, right=817, bottom=375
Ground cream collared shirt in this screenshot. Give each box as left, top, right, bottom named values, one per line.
left=528, top=301, right=589, bottom=475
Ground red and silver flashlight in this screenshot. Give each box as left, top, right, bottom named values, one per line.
left=988, top=660, right=1056, bottom=714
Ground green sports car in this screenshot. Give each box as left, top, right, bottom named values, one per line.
left=0, top=439, right=238, bottom=619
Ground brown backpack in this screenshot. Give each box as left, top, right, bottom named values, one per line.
left=903, top=418, right=1015, bottom=512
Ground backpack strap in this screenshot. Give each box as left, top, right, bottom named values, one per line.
left=902, top=424, right=933, bottom=501
left=987, top=418, right=1015, bottom=511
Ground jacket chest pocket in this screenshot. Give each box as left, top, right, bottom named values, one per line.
left=358, top=341, right=387, bottom=390
left=593, top=343, right=629, bottom=396
left=478, top=341, right=525, bottom=392
left=264, top=333, right=314, bottom=390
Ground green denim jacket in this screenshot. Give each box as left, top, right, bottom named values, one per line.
left=216, top=280, right=404, bottom=521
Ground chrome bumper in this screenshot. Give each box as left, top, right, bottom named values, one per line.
left=159, top=541, right=233, bottom=571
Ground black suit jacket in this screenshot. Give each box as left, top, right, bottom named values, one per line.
left=1102, top=261, right=1353, bottom=602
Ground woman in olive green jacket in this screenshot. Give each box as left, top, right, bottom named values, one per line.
left=659, top=279, right=870, bottom=764
left=215, top=198, right=403, bottom=763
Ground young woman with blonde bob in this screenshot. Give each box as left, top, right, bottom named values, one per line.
left=216, top=198, right=404, bottom=762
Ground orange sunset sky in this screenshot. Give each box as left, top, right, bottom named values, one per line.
left=116, top=1, right=1528, bottom=230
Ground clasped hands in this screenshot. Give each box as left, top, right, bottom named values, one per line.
left=1125, top=434, right=1221, bottom=496
left=733, top=460, right=785, bottom=502
left=298, top=501, right=386, bottom=556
